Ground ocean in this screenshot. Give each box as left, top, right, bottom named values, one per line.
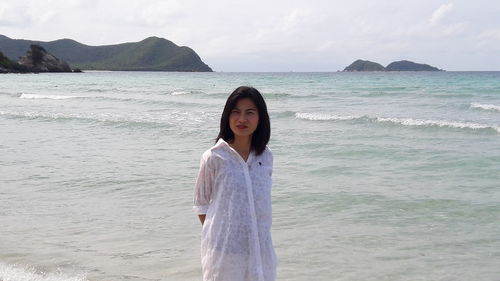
left=1, top=71, right=499, bottom=281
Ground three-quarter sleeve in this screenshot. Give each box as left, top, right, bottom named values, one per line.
left=192, top=151, right=214, bottom=214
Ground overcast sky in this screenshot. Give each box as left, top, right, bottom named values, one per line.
left=1, top=0, right=499, bottom=71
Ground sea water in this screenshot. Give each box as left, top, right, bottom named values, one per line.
left=1, top=71, right=499, bottom=281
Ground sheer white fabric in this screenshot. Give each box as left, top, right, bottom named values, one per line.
left=193, top=138, right=277, bottom=281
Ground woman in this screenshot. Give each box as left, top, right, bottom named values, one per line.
left=193, top=86, right=277, bottom=281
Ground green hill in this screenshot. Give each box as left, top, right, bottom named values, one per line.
left=0, top=35, right=212, bottom=72
left=343, top=59, right=386, bottom=71
left=0, top=50, right=15, bottom=69
left=386, top=60, right=440, bottom=71
left=342, top=58, right=443, bottom=72
left=0, top=50, right=29, bottom=73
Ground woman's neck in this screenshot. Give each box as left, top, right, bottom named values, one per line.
left=229, top=136, right=252, bottom=161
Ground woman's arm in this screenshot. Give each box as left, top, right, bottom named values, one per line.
left=198, top=214, right=206, bottom=225
left=193, top=152, right=212, bottom=226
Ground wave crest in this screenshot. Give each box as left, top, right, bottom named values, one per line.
left=0, top=109, right=215, bottom=127
left=376, top=117, right=500, bottom=132
left=0, top=263, right=87, bottom=281
left=20, top=94, right=81, bottom=100
left=470, top=103, right=500, bottom=112
left=295, top=112, right=500, bottom=133
left=170, top=91, right=189, bottom=96
left=295, top=112, right=363, bottom=121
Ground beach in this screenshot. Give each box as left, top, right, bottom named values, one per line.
left=1, top=71, right=500, bottom=281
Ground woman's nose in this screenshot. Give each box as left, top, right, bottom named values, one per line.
left=238, top=113, right=247, bottom=122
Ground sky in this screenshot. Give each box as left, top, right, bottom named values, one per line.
left=1, top=0, right=499, bottom=71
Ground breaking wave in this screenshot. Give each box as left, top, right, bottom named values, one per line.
left=11, top=92, right=209, bottom=107
left=0, top=262, right=88, bottom=281
left=170, top=91, right=190, bottom=96
left=19, top=94, right=82, bottom=100
left=375, top=117, right=500, bottom=133
left=0, top=109, right=214, bottom=127
left=295, top=112, right=363, bottom=121
left=295, top=112, right=500, bottom=133
left=470, top=103, right=500, bottom=112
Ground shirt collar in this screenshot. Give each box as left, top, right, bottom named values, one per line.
left=216, top=138, right=254, bottom=164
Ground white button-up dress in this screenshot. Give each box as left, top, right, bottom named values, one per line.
left=193, top=138, right=277, bottom=281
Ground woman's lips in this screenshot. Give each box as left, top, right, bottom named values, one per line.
left=236, top=125, right=247, bottom=129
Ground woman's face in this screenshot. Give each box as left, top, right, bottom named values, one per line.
left=229, top=98, right=259, bottom=139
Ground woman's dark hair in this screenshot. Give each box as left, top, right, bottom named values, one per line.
left=216, top=86, right=270, bottom=155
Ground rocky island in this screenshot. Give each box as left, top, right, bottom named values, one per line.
left=343, top=59, right=442, bottom=72
left=1, top=45, right=75, bottom=73
left=385, top=60, right=440, bottom=71
left=19, top=45, right=73, bottom=72
left=343, top=59, right=386, bottom=72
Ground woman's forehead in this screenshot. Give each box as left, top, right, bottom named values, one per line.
left=234, top=98, right=257, bottom=109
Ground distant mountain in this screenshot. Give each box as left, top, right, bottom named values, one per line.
left=0, top=35, right=212, bottom=72
left=343, top=59, right=386, bottom=72
left=385, top=60, right=440, bottom=71
left=343, top=58, right=442, bottom=72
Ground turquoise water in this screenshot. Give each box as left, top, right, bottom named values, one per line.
left=1, top=71, right=499, bottom=281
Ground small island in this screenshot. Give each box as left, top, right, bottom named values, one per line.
left=343, top=59, right=442, bottom=72
left=386, top=60, right=440, bottom=71
left=343, top=59, right=386, bottom=72
left=1, top=44, right=76, bottom=73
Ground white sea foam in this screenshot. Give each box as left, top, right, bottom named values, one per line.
left=0, top=263, right=87, bottom=281
left=295, top=112, right=363, bottom=121
left=0, top=110, right=164, bottom=125
left=376, top=117, right=500, bottom=133
left=20, top=94, right=80, bottom=100
left=295, top=112, right=500, bottom=133
left=470, top=103, right=500, bottom=112
left=0, top=109, right=215, bottom=126
left=170, top=91, right=189, bottom=96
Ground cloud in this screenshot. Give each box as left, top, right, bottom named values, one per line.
left=476, top=28, right=500, bottom=49
left=1, top=0, right=500, bottom=70
left=0, top=4, right=33, bottom=26
left=0, top=1, right=58, bottom=27
left=443, top=23, right=466, bottom=36
left=131, top=0, right=185, bottom=27
left=67, top=0, right=100, bottom=9
left=429, top=3, right=454, bottom=25
left=280, top=9, right=315, bottom=33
